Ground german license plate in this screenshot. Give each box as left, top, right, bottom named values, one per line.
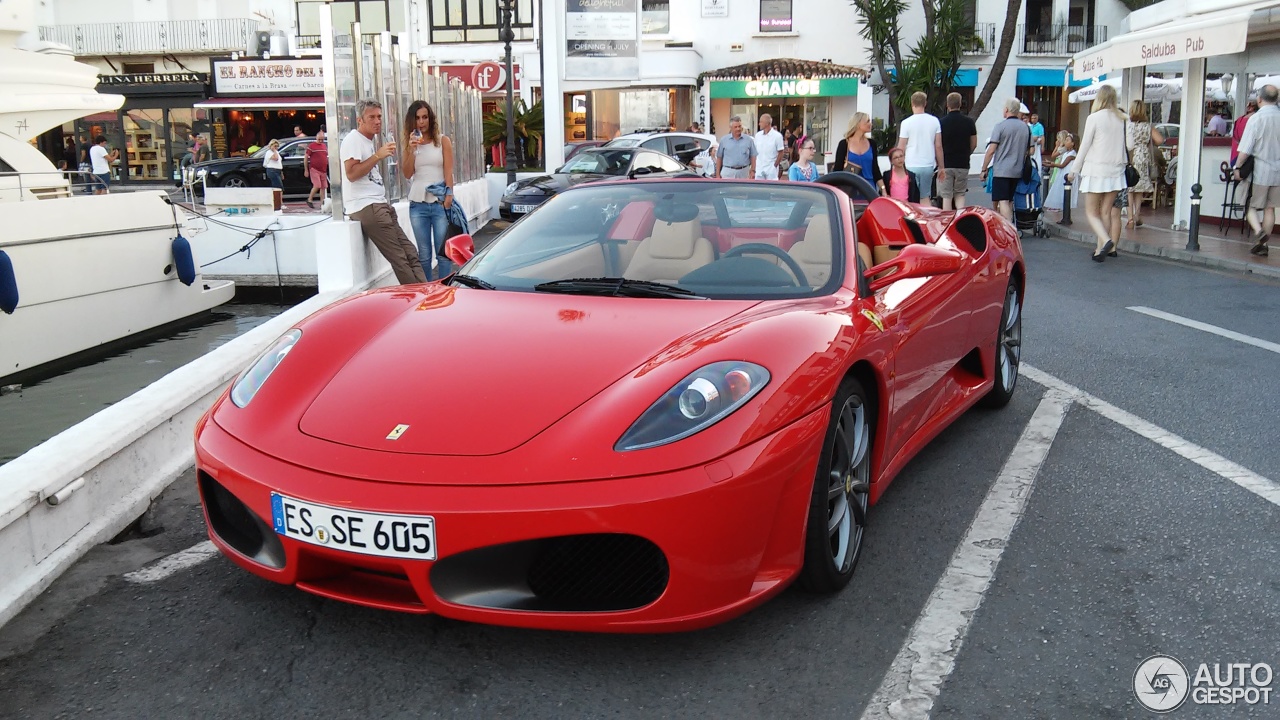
left=270, top=493, right=436, bottom=561
left=512, top=203, right=538, bottom=214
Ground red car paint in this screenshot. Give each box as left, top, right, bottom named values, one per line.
left=195, top=179, right=1025, bottom=632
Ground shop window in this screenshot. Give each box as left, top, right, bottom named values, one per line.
left=122, top=62, right=154, bottom=74
left=642, top=1, right=670, bottom=34
left=296, top=1, right=402, bottom=36
left=427, top=0, right=535, bottom=44
left=760, top=0, right=793, bottom=33
left=123, top=109, right=167, bottom=181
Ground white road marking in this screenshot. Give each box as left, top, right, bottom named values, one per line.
left=1128, top=305, right=1280, bottom=355
left=1023, top=365, right=1280, bottom=509
left=123, top=540, right=218, bottom=584
left=860, top=390, right=1074, bottom=720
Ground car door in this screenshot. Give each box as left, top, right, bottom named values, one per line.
left=869, top=232, right=974, bottom=461
left=281, top=142, right=310, bottom=195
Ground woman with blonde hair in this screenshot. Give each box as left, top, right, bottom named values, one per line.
left=1068, top=83, right=1128, bottom=261
left=832, top=112, right=885, bottom=194
left=1125, top=100, right=1164, bottom=228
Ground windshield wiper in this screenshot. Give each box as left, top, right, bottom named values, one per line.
left=449, top=274, right=496, bottom=290
left=534, top=277, right=706, bottom=299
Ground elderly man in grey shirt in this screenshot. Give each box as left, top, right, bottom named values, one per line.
left=1235, top=84, right=1280, bottom=256
left=716, top=115, right=758, bottom=179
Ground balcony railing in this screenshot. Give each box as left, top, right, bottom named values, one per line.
left=1016, top=24, right=1107, bottom=56
left=960, top=22, right=998, bottom=55
left=39, top=18, right=257, bottom=56
left=295, top=34, right=386, bottom=50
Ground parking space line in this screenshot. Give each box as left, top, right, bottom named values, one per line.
left=1128, top=306, right=1280, bottom=355
left=860, top=390, right=1074, bottom=720
left=1023, top=365, right=1280, bottom=508
left=123, top=541, right=217, bottom=584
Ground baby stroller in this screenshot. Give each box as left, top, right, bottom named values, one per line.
left=1013, top=161, right=1047, bottom=237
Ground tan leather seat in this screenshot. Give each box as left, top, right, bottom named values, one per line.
left=787, top=214, right=835, bottom=288
left=624, top=205, right=715, bottom=284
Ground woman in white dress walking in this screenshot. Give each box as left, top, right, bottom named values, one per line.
left=1068, top=84, right=1128, bottom=262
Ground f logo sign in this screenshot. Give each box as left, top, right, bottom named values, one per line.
left=471, top=61, right=506, bottom=92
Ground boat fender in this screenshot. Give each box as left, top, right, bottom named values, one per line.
left=0, top=250, right=17, bottom=314
left=171, top=235, right=196, bottom=286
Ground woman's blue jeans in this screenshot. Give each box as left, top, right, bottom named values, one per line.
left=265, top=168, right=283, bottom=189
left=409, top=200, right=451, bottom=280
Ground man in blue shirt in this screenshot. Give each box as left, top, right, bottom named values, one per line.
left=716, top=116, right=758, bottom=179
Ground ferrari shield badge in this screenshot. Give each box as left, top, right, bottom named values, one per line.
left=861, top=309, right=886, bottom=332
left=386, top=424, right=410, bottom=440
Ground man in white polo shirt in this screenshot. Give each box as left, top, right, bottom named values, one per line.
left=897, top=91, right=945, bottom=200
left=754, top=113, right=786, bottom=181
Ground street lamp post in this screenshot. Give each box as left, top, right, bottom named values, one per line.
left=501, top=0, right=518, bottom=187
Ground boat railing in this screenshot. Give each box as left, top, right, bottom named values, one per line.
left=0, top=170, right=108, bottom=200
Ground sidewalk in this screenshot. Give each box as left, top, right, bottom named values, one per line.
left=1040, top=203, right=1280, bottom=280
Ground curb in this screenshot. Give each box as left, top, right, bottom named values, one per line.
left=1043, top=222, right=1280, bottom=280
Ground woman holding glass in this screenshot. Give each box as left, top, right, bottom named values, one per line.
left=402, top=100, right=455, bottom=280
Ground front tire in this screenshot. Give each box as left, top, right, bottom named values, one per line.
left=980, top=280, right=1022, bottom=408
left=799, top=377, right=873, bottom=593
left=219, top=174, right=248, bottom=188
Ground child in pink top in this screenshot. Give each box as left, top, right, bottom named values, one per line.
left=885, top=147, right=921, bottom=203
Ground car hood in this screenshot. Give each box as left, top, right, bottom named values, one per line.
left=298, top=285, right=758, bottom=456
left=515, top=173, right=611, bottom=194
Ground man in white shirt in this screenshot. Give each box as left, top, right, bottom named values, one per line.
left=88, top=135, right=118, bottom=195
left=1234, top=84, right=1280, bottom=257
left=753, top=113, right=786, bottom=181
left=896, top=91, right=946, bottom=200
left=341, top=98, right=427, bottom=284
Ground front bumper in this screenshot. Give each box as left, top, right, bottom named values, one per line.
left=194, top=406, right=828, bottom=633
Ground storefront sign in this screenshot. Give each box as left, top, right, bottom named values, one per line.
left=212, top=121, right=227, bottom=158
left=212, top=59, right=324, bottom=95
left=1072, top=12, right=1250, bottom=80
left=564, top=0, right=639, bottom=81
left=98, top=73, right=207, bottom=86
left=430, top=63, right=521, bottom=93
left=709, top=77, right=859, bottom=99
left=701, top=0, right=728, bottom=17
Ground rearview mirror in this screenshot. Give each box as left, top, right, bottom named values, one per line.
left=444, top=234, right=475, bottom=265
left=865, top=243, right=965, bottom=292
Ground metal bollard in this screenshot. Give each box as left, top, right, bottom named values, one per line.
left=1060, top=177, right=1073, bottom=225
left=1186, top=183, right=1202, bottom=251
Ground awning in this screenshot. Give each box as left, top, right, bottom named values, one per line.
left=1016, top=68, right=1093, bottom=88
left=194, top=96, right=325, bottom=109
left=1072, top=7, right=1255, bottom=81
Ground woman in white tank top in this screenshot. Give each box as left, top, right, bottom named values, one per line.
left=403, top=100, right=455, bottom=280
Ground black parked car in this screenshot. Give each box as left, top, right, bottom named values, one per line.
left=188, top=136, right=321, bottom=197
left=498, top=147, right=694, bottom=221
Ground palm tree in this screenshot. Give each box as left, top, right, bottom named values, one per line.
left=483, top=100, right=544, bottom=169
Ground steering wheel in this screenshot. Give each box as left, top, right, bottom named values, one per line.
left=722, top=243, right=808, bottom=286
left=815, top=171, right=879, bottom=203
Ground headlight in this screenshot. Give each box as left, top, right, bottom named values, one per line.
left=505, top=182, right=519, bottom=194
left=196, top=168, right=208, bottom=177
left=231, top=329, right=301, bottom=408
left=615, top=361, right=770, bottom=451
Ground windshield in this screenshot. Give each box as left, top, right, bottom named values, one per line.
left=560, top=150, right=633, bottom=175
left=457, top=182, right=844, bottom=299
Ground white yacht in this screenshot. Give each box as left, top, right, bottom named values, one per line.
left=0, top=1, right=234, bottom=383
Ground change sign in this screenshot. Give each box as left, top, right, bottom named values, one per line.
left=565, top=0, right=639, bottom=81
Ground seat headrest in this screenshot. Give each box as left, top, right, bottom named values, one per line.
left=793, top=216, right=833, bottom=264
left=647, top=217, right=703, bottom=259
left=653, top=202, right=700, bottom=223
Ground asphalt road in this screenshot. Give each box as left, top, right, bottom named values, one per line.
left=2, top=234, right=1277, bottom=719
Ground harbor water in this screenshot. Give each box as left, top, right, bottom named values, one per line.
left=0, top=301, right=297, bottom=466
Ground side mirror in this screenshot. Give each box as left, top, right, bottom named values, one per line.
left=865, top=243, right=965, bottom=292
left=444, top=234, right=475, bottom=265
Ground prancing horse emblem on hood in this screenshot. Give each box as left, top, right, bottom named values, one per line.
left=386, top=424, right=410, bottom=440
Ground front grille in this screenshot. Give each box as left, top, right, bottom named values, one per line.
left=198, top=471, right=285, bottom=569
left=527, top=535, right=668, bottom=611
left=431, top=534, right=669, bottom=612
